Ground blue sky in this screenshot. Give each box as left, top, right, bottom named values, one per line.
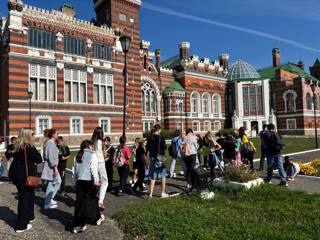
left=1, top=0, right=320, bottom=70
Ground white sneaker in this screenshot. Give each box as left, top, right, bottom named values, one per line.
left=44, top=204, right=58, bottom=209
left=16, top=224, right=32, bottom=233
left=187, top=184, right=192, bottom=189
left=51, top=199, right=57, bottom=205
left=142, top=183, right=146, bottom=188
left=173, top=173, right=177, bottom=178
left=161, top=193, right=169, bottom=198
left=96, top=214, right=105, bottom=226
left=29, top=218, right=35, bottom=223
left=72, top=225, right=87, bottom=234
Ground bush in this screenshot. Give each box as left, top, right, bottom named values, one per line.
left=299, top=163, right=318, bottom=176
left=223, top=165, right=259, bottom=183
left=216, top=128, right=237, bottom=137
left=143, top=129, right=176, bottom=140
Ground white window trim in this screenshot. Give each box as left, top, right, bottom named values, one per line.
left=286, top=119, right=297, bottom=130
left=99, top=117, right=111, bottom=134
left=35, top=115, right=52, bottom=136
left=64, top=69, right=88, bottom=104
left=93, top=72, right=114, bottom=106
left=204, top=120, right=211, bottom=131
left=192, top=120, right=201, bottom=132
left=29, top=64, right=57, bottom=103
left=70, top=117, right=83, bottom=134
left=202, top=93, right=211, bottom=114
left=283, top=90, right=297, bottom=113
left=176, top=99, right=184, bottom=113
left=190, top=91, right=200, bottom=113
left=214, top=121, right=221, bottom=132
left=212, top=94, right=221, bottom=116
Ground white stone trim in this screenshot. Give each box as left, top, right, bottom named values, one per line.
left=35, top=115, right=52, bottom=135
left=286, top=118, right=297, bottom=130
left=70, top=117, right=83, bottom=134
left=190, top=91, right=201, bottom=114
left=283, top=89, right=297, bottom=113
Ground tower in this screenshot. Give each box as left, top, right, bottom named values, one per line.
left=272, top=48, right=281, bottom=67
left=310, top=58, right=320, bottom=80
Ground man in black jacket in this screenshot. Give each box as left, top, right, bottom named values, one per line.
left=263, top=124, right=287, bottom=186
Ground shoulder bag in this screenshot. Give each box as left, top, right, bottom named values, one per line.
left=24, top=145, right=41, bottom=188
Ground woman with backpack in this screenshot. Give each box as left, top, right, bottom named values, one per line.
left=146, top=124, right=168, bottom=198
left=9, top=129, right=43, bottom=233
left=72, top=140, right=104, bottom=234
left=169, top=129, right=182, bottom=178
left=239, top=127, right=256, bottom=170
left=205, top=132, right=222, bottom=178
left=91, top=127, right=108, bottom=210
left=182, top=129, right=198, bottom=189
left=113, top=136, right=131, bottom=194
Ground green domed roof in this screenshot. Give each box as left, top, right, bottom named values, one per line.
left=227, top=60, right=261, bottom=81
left=164, top=81, right=185, bottom=93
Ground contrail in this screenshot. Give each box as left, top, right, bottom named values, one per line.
left=142, top=2, right=320, bottom=53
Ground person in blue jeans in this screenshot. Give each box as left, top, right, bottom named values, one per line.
left=263, top=124, right=287, bottom=186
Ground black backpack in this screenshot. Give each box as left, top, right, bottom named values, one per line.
left=168, top=138, right=179, bottom=157
left=243, top=142, right=254, bottom=156
left=191, top=167, right=210, bottom=191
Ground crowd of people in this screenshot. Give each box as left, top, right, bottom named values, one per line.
left=1, top=123, right=301, bottom=234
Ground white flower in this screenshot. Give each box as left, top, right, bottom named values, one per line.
left=200, top=191, right=215, bottom=200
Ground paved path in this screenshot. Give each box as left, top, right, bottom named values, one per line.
left=0, top=149, right=319, bottom=239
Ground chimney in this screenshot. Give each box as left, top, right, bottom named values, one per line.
left=272, top=48, right=280, bottom=67
left=298, top=60, right=305, bottom=70
left=155, top=48, right=161, bottom=70
left=60, top=4, right=76, bottom=18
left=219, top=54, right=229, bottom=70
left=179, top=42, right=190, bottom=61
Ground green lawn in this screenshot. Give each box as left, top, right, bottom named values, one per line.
left=112, top=185, right=320, bottom=240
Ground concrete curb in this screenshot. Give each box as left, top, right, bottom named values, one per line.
left=253, top=148, right=320, bottom=162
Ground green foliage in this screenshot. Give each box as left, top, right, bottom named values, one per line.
left=216, top=128, right=237, bottom=137
left=113, top=185, right=320, bottom=240
left=223, top=165, right=260, bottom=183
left=143, top=129, right=176, bottom=140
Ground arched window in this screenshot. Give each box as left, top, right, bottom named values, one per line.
left=306, top=93, right=312, bottom=110
left=212, top=94, right=221, bottom=115
left=202, top=93, right=210, bottom=114
left=191, top=91, right=200, bottom=113
left=283, top=90, right=297, bottom=113
left=142, top=82, right=157, bottom=113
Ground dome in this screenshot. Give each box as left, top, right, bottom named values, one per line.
left=227, top=60, right=261, bottom=81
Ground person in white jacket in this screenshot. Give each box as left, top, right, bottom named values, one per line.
left=91, top=127, right=108, bottom=210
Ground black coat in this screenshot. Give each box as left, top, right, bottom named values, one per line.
left=9, top=145, right=43, bottom=185
left=146, top=135, right=167, bottom=158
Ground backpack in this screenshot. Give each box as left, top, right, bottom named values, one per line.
left=190, top=167, right=209, bottom=191
left=243, top=142, right=254, bottom=156
left=168, top=138, right=179, bottom=157
left=113, top=147, right=126, bottom=168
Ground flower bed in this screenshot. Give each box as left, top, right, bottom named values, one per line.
left=299, top=159, right=320, bottom=177
left=212, top=177, right=264, bottom=190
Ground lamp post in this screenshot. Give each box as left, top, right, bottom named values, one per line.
left=311, top=83, right=318, bottom=149
left=28, top=91, right=33, bottom=129
left=119, top=35, right=132, bottom=138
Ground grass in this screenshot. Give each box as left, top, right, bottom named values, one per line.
left=112, top=185, right=320, bottom=240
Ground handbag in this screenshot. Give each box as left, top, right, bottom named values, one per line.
left=24, top=145, right=41, bottom=188
left=155, top=136, right=166, bottom=169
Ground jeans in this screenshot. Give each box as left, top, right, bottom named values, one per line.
left=44, top=174, right=62, bottom=207
left=169, top=158, right=177, bottom=177
left=183, top=154, right=197, bottom=185
left=117, top=165, right=129, bottom=191
left=287, top=166, right=299, bottom=178
left=98, top=162, right=108, bottom=204
left=266, top=154, right=287, bottom=182
left=209, top=153, right=222, bottom=178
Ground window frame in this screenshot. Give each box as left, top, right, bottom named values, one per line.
left=64, top=36, right=86, bottom=56
left=70, top=117, right=83, bottom=134
left=92, top=42, right=112, bottom=61
left=286, top=119, right=297, bottom=130
left=28, top=28, right=55, bottom=51
left=35, top=116, right=52, bottom=136
left=192, top=120, right=200, bottom=132
left=64, top=69, right=88, bottom=104
left=204, top=121, right=211, bottom=132
left=191, top=91, right=200, bottom=113
left=93, top=72, right=114, bottom=105
left=99, top=118, right=111, bottom=134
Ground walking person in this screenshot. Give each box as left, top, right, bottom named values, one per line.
left=132, top=138, right=148, bottom=193
left=169, top=129, right=182, bottom=178
left=9, top=129, right=42, bottom=233
left=131, top=138, right=139, bottom=187
left=263, top=123, right=287, bottom=186
left=113, top=136, right=131, bottom=194
left=57, top=136, right=71, bottom=194
left=239, top=127, right=256, bottom=170
left=91, top=127, right=108, bottom=210
left=41, top=128, right=61, bottom=209
left=146, top=124, right=168, bottom=198
left=182, top=129, right=198, bottom=189
left=103, top=137, right=115, bottom=192
left=259, top=124, right=269, bottom=171
left=72, top=140, right=105, bottom=234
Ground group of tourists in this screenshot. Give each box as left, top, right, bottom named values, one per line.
left=2, top=122, right=300, bottom=234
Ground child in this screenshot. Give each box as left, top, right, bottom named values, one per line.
left=132, top=138, right=148, bottom=193
left=284, top=156, right=300, bottom=181
left=103, top=137, right=115, bottom=192
left=57, top=136, right=71, bottom=194
left=73, top=140, right=105, bottom=234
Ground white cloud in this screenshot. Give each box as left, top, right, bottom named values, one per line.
left=142, top=2, right=320, bottom=53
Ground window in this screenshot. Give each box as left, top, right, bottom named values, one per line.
left=29, top=64, right=56, bottom=102
left=177, top=122, right=184, bottom=130
left=93, top=73, right=114, bottom=105
left=214, top=121, right=221, bottom=131
left=93, top=43, right=112, bottom=61
left=166, top=99, right=172, bottom=112
left=191, top=91, right=200, bottom=113
left=283, top=90, right=297, bottom=112
left=212, top=94, right=221, bottom=115
left=36, top=116, right=51, bottom=135
left=71, top=118, right=82, bottom=134
left=143, top=121, right=154, bottom=132
left=100, top=118, right=110, bottom=134
left=306, top=93, right=313, bottom=110
left=202, top=93, right=210, bottom=114
left=64, top=69, right=87, bottom=103
left=64, top=36, right=85, bottom=56
left=204, top=121, right=211, bottom=131
left=176, top=99, right=184, bottom=112
left=243, top=85, right=263, bottom=116
left=119, top=13, right=127, bottom=22
left=29, top=28, right=55, bottom=50
left=287, top=119, right=296, bottom=130
left=192, top=121, right=200, bottom=132
left=142, top=82, right=157, bottom=114
left=315, top=96, right=319, bottom=111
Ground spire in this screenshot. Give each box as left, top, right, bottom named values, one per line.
left=314, top=58, right=320, bottom=66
